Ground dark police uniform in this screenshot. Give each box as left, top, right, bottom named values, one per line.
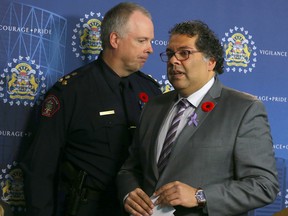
left=21, top=54, right=162, bottom=216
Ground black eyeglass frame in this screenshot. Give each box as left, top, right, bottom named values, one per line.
left=159, top=49, right=201, bottom=62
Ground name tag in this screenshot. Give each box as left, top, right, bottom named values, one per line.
left=99, top=110, right=115, bottom=116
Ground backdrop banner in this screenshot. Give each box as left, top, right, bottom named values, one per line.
left=0, top=1, right=287, bottom=215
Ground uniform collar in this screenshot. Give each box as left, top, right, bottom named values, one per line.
left=97, top=53, right=139, bottom=92
left=97, top=53, right=122, bottom=92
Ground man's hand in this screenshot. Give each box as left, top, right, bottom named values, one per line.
left=124, top=188, right=154, bottom=216
left=154, top=181, right=198, bottom=208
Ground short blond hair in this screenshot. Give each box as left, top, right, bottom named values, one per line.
left=101, top=2, right=152, bottom=49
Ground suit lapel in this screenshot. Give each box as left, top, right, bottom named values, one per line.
left=163, top=78, right=222, bottom=173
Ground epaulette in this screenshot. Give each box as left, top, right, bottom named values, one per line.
left=53, top=71, right=83, bottom=91
left=137, top=71, right=160, bottom=87
left=57, top=72, right=79, bottom=86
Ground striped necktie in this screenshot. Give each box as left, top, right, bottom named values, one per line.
left=157, top=98, right=190, bottom=175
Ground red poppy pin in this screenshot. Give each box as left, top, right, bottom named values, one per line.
left=201, top=101, right=215, bottom=112
left=139, top=92, right=149, bottom=109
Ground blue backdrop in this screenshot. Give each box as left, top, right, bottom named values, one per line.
left=0, top=0, right=287, bottom=215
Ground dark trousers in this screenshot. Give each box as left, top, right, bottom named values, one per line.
left=70, top=195, right=121, bottom=216
left=58, top=161, right=124, bottom=216
left=57, top=186, right=123, bottom=216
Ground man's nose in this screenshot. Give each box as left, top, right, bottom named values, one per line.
left=146, top=42, right=153, bottom=54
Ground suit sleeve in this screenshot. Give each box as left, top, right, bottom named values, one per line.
left=117, top=122, right=144, bottom=201
left=204, top=100, right=279, bottom=215
left=21, top=88, right=67, bottom=216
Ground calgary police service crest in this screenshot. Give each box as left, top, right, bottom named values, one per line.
left=72, top=11, right=103, bottom=61
left=0, top=56, right=46, bottom=106
left=222, top=26, right=257, bottom=74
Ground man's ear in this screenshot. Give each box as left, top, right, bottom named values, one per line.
left=208, top=58, right=216, bottom=71
left=109, top=32, right=119, bottom=48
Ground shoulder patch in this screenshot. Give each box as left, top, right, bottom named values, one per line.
left=41, top=94, right=60, bottom=117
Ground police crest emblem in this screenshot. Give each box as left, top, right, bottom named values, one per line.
left=0, top=56, right=46, bottom=106
left=72, top=11, right=103, bottom=61
left=1, top=162, right=26, bottom=212
left=158, top=75, right=174, bottom=93
left=222, top=26, right=257, bottom=74
left=41, top=94, right=60, bottom=117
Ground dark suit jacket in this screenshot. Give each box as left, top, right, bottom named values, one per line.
left=117, top=78, right=279, bottom=216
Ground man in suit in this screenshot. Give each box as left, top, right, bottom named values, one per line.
left=117, top=20, right=279, bottom=216
left=21, top=2, right=162, bottom=216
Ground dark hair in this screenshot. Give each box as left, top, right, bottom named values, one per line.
left=101, top=2, right=152, bottom=49
left=169, top=20, right=224, bottom=74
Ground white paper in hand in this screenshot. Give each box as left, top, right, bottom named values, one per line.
left=150, top=195, right=175, bottom=216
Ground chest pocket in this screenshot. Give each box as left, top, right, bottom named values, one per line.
left=94, top=106, right=132, bottom=156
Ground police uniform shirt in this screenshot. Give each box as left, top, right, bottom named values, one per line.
left=21, top=53, right=162, bottom=215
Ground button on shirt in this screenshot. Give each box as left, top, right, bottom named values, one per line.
left=156, top=77, right=215, bottom=161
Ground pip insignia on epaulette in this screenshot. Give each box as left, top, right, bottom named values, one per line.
left=58, top=72, right=78, bottom=85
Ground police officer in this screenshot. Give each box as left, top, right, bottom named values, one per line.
left=21, top=2, right=162, bottom=216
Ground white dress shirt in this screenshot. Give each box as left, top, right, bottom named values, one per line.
left=156, top=77, right=215, bottom=161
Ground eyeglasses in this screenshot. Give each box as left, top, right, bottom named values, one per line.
left=159, top=49, right=201, bottom=62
